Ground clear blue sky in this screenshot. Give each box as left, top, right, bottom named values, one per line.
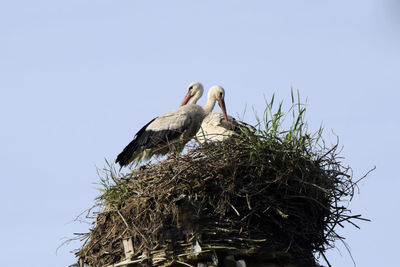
left=0, top=1, right=399, bottom=266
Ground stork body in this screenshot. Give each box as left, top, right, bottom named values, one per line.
left=180, top=84, right=254, bottom=143
left=116, top=83, right=227, bottom=167
left=196, top=112, right=255, bottom=142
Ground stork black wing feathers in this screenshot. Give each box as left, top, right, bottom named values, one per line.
left=115, top=117, right=183, bottom=167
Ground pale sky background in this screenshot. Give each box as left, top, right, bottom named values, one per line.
left=0, top=1, right=399, bottom=266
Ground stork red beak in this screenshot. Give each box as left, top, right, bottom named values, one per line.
left=180, top=93, right=192, bottom=107
left=218, top=98, right=229, bottom=124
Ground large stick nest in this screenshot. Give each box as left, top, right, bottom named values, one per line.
left=76, top=133, right=366, bottom=267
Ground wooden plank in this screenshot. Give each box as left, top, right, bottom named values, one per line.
left=236, top=260, right=246, bottom=267
left=123, top=238, right=134, bottom=260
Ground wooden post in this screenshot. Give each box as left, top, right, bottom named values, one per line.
left=122, top=238, right=134, bottom=260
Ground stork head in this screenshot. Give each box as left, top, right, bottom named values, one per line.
left=208, top=85, right=229, bottom=124
left=180, top=82, right=204, bottom=107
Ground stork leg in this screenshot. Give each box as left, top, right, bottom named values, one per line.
left=166, top=144, right=177, bottom=160
left=168, top=152, right=176, bottom=160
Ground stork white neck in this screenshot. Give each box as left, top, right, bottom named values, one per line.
left=201, top=86, right=228, bottom=123
left=189, top=88, right=203, bottom=104
left=202, top=95, right=218, bottom=114
left=180, top=82, right=204, bottom=107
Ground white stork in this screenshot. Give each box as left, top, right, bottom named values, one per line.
left=116, top=84, right=228, bottom=167
left=180, top=85, right=255, bottom=143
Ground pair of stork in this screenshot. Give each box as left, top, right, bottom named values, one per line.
left=116, top=82, right=249, bottom=168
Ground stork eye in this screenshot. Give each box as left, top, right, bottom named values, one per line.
left=188, top=86, right=193, bottom=92
left=220, top=92, right=223, bottom=98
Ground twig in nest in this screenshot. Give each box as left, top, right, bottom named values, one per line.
left=229, top=203, right=240, bottom=216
